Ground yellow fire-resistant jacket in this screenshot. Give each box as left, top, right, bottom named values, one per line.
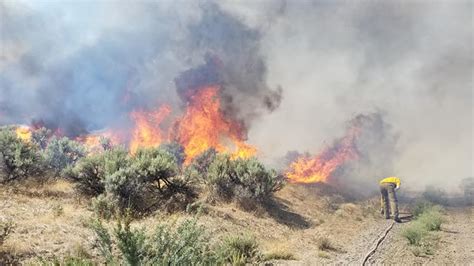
left=380, top=176, right=401, bottom=189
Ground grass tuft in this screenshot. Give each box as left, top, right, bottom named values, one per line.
left=263, top=250, right=295, bottom=261
left=317, top=237, right=336, bottom=251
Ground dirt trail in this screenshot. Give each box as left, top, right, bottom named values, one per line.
left=367, top=207, right=474, bottom=265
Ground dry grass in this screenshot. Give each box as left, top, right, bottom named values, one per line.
left=0, top=180, right=380, bottom=264
left=262, top=241, right=296, bottom=261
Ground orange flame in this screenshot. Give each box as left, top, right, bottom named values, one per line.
left=285, top=127, right=360, bottom=183
left=174, top=86, right=256, bottom=164
left=15, top=126, right=32, bottom=142
left=129, top=105, right=171, bottom=154
left=76, top=130, right=122, bottom=152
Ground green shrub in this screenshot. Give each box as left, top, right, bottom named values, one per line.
left=102, top=147, right=193, bottom=215
left=402, top=222, right=428, bottom=245
left=159, top=142, right=186, bottom=167
left=31, top=127, right=52, bottom=150
left=417, top=207, right=443, bottom=231
left=207, top=155, right=284, bottom=208
left=89, top=219, right=113, bottom=263
left=0, top=128, right=44, bottom=182
left=91, top=194, right=115, bottom=220
left=412, top=200, right=433, bottom=217
left=185, top=148, right=217, bottom=184
left=402, top=205, right=443, bottom=257
left=44, top=137, right=85, bottom=175
left=147, top=218, right=215, bottom=265
left=216, top=234, right=260, bottom=264
left=91, top=216, right=216, bottom=265
left=64, top=147, right=129, bottom=196
left=68, top=146, right=193, bottom=215
left=114, top=216, right=147, bottom=266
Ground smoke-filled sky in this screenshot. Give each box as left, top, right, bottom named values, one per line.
left=1, top=0, right=472, bottom=192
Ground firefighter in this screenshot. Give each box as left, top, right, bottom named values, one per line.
left=380, top=176, right=402, bottom=223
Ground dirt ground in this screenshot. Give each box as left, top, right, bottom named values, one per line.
left=367, top=207, right=474, bottom=265
left=0, top=180, right=472, bottom=264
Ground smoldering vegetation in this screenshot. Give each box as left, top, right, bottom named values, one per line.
left=1, top=0, right=472, bottom=194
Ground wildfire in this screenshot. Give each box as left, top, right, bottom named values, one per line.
left=76, top=129, right=123, bottom=152
left=15, top=126, right=32, bottom=142
left=285, top=126, right=361, bottom=183
left=129, top=105, right=171, bottom=154
left=174, top=86, right=256, bottom=164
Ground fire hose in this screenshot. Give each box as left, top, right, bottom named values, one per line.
left=361, top=220, right=395, bottom=266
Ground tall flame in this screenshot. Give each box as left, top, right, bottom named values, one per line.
left=129, top=105, right=171, bottom=154
left=174, top=86, right=256, bottom=164
left=285, top=126, right=361, bottom=183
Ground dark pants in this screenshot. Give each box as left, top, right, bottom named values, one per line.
left=380, top=183, right=399, bottom=220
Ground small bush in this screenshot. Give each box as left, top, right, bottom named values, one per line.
left=102, top=147, right=193, bottom=215
left=207, top=155, right=284, bottom=208
left=91, top=216, right=217, bottom=265
left=159, top=142, right=186, bottom=167
left=44, top=137, right=85, bottom=175
left=114, top=216, right=147, bottom=266
left=31, top=127, right=52, bottom=150
left=89, top=219, right=113, bottom=263
left=185, top=148, right=217, bottom=184
left=147, top=218, right=215, bottom=265
left=69, top=146, right=193, bottom=216
left=91, top=195, right=115, bottom=220
left=402, top=205, right=443, bottom=257
left=216, top=234, right=260, bottom=264
left=317, top=237, right=336, bottom=251
left=64, top=147, right=130, bottom=196
left=0, top=128, right=44, bottom=182
left=417, top=207, right=443, bottom=231
left=402, top=222, right=428, bottom=245
left=412, top=200, right=433, bottom=217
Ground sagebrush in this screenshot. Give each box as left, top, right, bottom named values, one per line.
left=0, top=128, right=44, bottom=182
